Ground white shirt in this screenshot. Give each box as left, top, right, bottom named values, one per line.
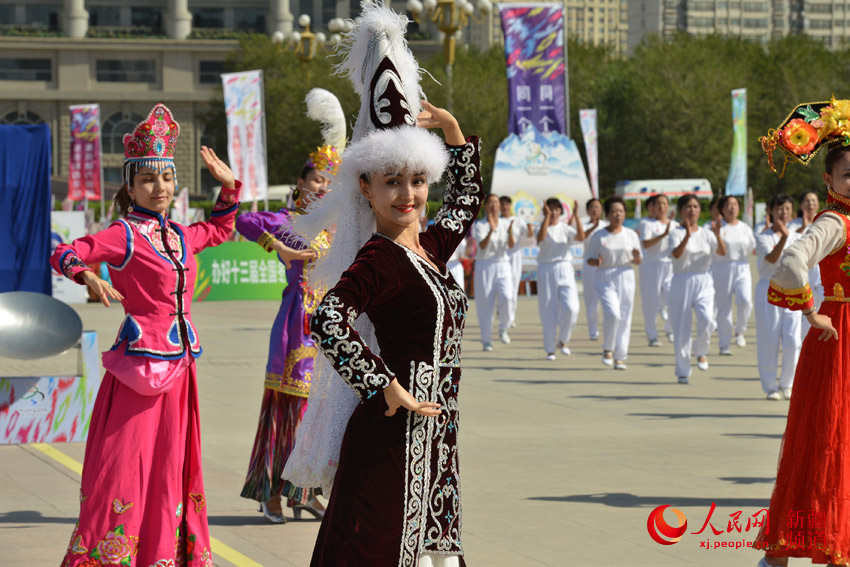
left=582, top=218, right=610, bottom=266
left=714, top=220, right=756, bottom=263
left=537, top=222, right=577, bottom=264
left=640, top=218, right=679, bottom=262
left=756, top=228, right=803, bottom=281
left=584, top=227, right=641, bottom=268
left=667, top=226, right=719, bottom=274
left=447, top=239, right=466, bottom=265
left=472, top=218, right=514, bottom=262
left=773, top=212, right=844, bottom=289
left=502, top=215, right=528, bottom=254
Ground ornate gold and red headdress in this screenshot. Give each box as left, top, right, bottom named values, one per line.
left=122, top=103, right=180, bottom=184
left=761, top=97, right=850, bottom=177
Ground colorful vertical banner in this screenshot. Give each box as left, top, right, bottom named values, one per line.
left=491, top=4, right=592, bottom=214
left=579, top=109, right=599, bottom=198
left=68, top=104, right=102, bottom=201
left=222, top=70, right=268, bottom=202
left=499, top=3, right=566, bottom=136
left=725, top=88, right=747, bottom=197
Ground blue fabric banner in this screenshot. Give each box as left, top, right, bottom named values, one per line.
left=499, top=3, right=566, bottom=136
left=0, top=124, right=52, bottom=293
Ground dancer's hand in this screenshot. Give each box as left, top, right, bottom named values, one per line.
left=384, top=378, right=442, bottom=418
left=807, top=311, right=838, bottom=341
left=271, top=241, right=318, bottom=269
left=200, top=146, right=236, bottom=189
left=81, top=271, right=124, bottom=307
left=417, top=101, right=464, bottom=146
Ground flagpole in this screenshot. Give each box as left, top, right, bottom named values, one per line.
left=562, top=5, right=570, bottom=139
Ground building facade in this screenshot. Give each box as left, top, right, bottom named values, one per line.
left=628, top=0, right=846, bottom=53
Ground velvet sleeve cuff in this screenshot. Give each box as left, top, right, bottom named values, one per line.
left=767, top=281, right=815, bottom=311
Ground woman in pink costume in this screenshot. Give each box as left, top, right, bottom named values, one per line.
left=51, top=103, right=240, bottom=567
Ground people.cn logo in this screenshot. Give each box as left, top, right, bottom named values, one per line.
left=647, top=505, right=688, bottom=545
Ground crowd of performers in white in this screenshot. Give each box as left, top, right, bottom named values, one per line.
left=456, top=191, right=821, bottom=399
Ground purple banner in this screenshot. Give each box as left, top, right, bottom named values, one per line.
left=499, top=3, right=566, bottom=136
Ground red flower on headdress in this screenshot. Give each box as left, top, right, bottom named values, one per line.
left=780, top=119, right=818, bottom=156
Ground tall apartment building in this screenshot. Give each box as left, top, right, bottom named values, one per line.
left=628, top=0, right=846, bottom=53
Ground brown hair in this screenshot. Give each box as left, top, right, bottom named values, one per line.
left=114, top=163, right=139, bottom=217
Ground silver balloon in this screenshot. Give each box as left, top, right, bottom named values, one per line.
left=0, top=292, right=83, bottom=360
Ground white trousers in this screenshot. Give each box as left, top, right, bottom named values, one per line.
left=537, top=261, right=580, bottom=353
left=669, top=272, right=716, bottom=378
left=474, top=259, right=513, bottom=344
left=595, top=266, right=635, bottom=361
left=583, top=264, right=601, bottom=337
left=800, top=265, right=824, bottom=337
left=447, top=260, right=465, bottom=293
left=507, top=250, right=523, bottom=327
left=639, top=259, right=673, bottom=341
left=711, top=261, right=753, bottom=349
left=755, top=278, right=802, bottom=393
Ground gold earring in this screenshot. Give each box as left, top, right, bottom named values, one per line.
left=424, top=201, right=430, bottom=218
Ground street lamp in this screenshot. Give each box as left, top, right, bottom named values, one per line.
left=408, top=0, right=492, bottom=110
left=271, top=15, right=351, bottom=80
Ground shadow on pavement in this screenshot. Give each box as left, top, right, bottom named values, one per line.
left=0, top=511, right=77, bottom=525
left=719, top=477, right=775, bottom=485
left=629, top=413, right=787, bottom=420
left=527, top=492, right=770, bottom=508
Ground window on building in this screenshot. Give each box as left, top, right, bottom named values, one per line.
left=131, top=7, right=163, bottom=32
left=199, top=61, right=225, bottom=84
left=234, top=8, right=266, bottom=32
left=0, top=110, right=45, bottom=124
left=25, top=5, right=59, bottom=30
left=193, top=8, right=225, bottom=28
left=102, top=112, right=144, bottom=155
left=835, top=19, right=845, bottom=26
left=0, top=4, right=15, bottom=25
left=96, top=60, right=156, bottom=83
left=0, top=58, right=52, bottom=81
left=808, top=19, right=832, bottom=28
left=742, top=2, right=768, bottom=11
left=743, top=17, right=768, bottom=27
left=103, top=167, right=123, bottom=184
left=89, top=5, right=121, bottom=26
left=806, top=3, right=832, bottom=13
left=773, top=17, right=785, bottom=26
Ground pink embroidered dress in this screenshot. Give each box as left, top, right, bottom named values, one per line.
left=50, top=103, right=241, bottom=567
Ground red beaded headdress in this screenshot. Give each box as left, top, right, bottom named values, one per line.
left=122, top=103, right=180, bottom=184
left=761, top=97, right=850, bottom=177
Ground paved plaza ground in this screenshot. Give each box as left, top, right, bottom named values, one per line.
left=0, top=287, right=808, bottom=566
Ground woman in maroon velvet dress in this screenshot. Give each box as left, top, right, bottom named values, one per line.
left=307, top=101, right=481, bottom=565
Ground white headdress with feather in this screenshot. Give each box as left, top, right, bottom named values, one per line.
left=283, top=0, right=449, bottom=493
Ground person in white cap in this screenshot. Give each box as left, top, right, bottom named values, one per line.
left=536, top=197, right=585, bottom=360
left=473, top=193, right=518, bottom=350
left=755, top=193, right=803, bottom=400
left=639, top=194, right=677, bottom=347
left=584, top=196, right=641, bottom=370
left=667, top=194, right=726, bottom=384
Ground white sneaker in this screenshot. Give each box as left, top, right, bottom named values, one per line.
left=648, top=339, right=662, bottom=347
left=661, top=308, right=669, bottom=321
left=557, top=342, right=571, bottom=355
left=666, top=332, right=674, bottom=343
left=766, top=390, right=782, bottom=401
left=602, top=352, right=614, bottom=367
left=499, top=330, right=511, bottom=344
left=589, top=333, right=599, bottom=341
left=719, top=347, right=732, bottom=356
left=614, top=361, right=627, bottom=370
left=697, top=357, right=709, bottom=371
left=736, top=334, right=747, bottom=347
left=546, top=353, right=556, bottom=361
left=677, top=376, right=689, bottom=384
left=482, top=342, right=494, bottom=352
left=782, top=388, right=792, bottom=399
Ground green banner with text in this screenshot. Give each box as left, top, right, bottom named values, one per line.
left=194, top=241, right=287, bottom=301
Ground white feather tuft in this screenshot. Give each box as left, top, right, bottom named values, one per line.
left=305, top=88, right=347, bottom=151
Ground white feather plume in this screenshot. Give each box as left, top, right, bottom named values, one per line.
left=305, top=88, right=347, bottom=152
